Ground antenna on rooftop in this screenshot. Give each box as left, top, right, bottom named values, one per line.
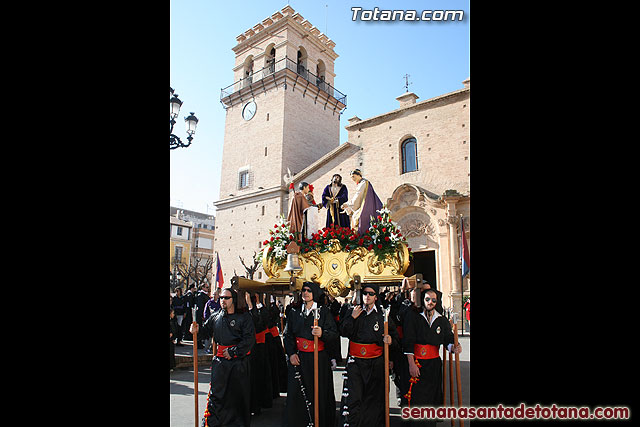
left=403, top=74, right=412, bottom=92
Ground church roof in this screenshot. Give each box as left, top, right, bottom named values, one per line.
left=287, top=141, right=356, bottom=184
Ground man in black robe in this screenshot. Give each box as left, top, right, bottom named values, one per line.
left=265, top=295, right=288, bottom=396
left=246, top=292, right=273, bottom=416
left=402, top=288, right=462, bottom=426
left=191, top=288, right=255, bottom=427
left=282, top=282, right=338, bottom=427
left=321, top=174, right=349, bottom=229
left=337, top=284, right=400, bottom=426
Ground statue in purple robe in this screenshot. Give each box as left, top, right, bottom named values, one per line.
left=321, top=174, right=350, bottom=229
left=341, top=169, right=383, bottom=235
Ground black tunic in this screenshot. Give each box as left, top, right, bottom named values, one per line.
left=266, top=303, right=288, bottom=395
left=248, top=305, right=273, bottom=413
left=282, top=304, right=338, bottom=427
left=390, top=294, right=414, bottom=399
left=337, top=304, right=400, bottom=427
left=199, top=309, right=255, bottom=427
left=401, top=309, right=454, bottom=420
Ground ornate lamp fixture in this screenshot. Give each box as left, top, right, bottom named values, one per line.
left=170, top=87, right=198, bottom=149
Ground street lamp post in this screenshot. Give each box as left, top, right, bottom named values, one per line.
left=170, top=87, right=199, bottom=149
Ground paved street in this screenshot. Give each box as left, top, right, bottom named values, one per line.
left=170, top=335, right=470, bottom=426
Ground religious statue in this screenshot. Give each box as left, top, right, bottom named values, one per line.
left=341, top=169, right=383, bottom=235
left=288, top=182, right=321, bottom=241
left=321, top=174, right=349, bottom=229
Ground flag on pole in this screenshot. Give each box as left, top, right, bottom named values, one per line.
left=215, top=252, right=224, bottom=289
left=460, top=217, right=470, bottom=277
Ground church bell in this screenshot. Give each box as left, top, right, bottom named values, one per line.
left=284, top=253, right=302, bottom=273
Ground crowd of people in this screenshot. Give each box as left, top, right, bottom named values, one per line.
left=170, top=278, right=464, bottom=427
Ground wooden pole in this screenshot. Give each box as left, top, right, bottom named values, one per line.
left=313, top=309, right=320, bottom=427
left=454, top=323, right=464, bottom=427
left=384, top=308, right=390, bottom=427
left=192, top=307, right=199, bottom=427
left=449, top=319, right=454, bottom=426
left=443, top=344, right=447, bottom=407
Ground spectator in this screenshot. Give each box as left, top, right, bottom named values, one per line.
left=194, top=283, right=211, bottom=349
left=203, top=287, right=221, bottom=354
left=463, top=297, right=470, bottom=332
left=183, top=284, right=197, bottom=341
left=171, top=287, right=186, bottom=346
left=170, top=308, right=179, bottom=371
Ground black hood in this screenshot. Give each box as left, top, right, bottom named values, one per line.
left=421, top=287, right=444, bottom=315
left=302, top=281, right=323, bottom=303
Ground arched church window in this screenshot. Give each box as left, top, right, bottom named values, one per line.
left=401, top=137, right=418, bottom=173
left=265, top=46, right=275, bottom=75
left=297, top=49, right=307, bottom=78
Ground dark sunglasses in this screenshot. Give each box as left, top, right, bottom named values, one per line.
left=362, top=291, right=377, bottom=296
left=220, top=296, right=232, bottom=300
left=424, top=297, right=437, bottom=303
left=301, top=288, right=313, bottom=293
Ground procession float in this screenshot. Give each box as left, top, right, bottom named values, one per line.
left=231, top=205, right=418, bottom=298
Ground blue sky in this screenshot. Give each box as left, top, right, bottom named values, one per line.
left=170, top=0, right=469, bottom=214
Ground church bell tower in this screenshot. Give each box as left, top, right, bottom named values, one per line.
left=213, top=5, right=347, bottom=283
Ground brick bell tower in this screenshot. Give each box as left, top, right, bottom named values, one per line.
left=213, top=5, right=347, bottom=283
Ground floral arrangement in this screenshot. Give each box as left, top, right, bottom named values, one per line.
left=259, top=205, right=412, bottom=263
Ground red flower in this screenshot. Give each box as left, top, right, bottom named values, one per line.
left=367, top=244, right=373, bottom=250
left=289, top=235, right=294, bottom=240
left=274, top=224, right=278, bottom=228
left=378, top=244, right=383, bottom=249
left=373, top=224, right=377, bottom=228
left=385, top=236, right=390, bottom=241
left=263, top=240, right=269, bottom=245
left=349, top=235, right=356, bottom=240
left=323, top=239, right=328, bottom=244
left=377, top=215, right=382, bottom=221
left=304, top=248, right=309, bottom=252
left=358, top=239, right=364, bottom=245
left=270, top=237, right=274, bottom=241
left=382, top=227, right=386, bottom=233
left=345, top=245, right=350, bottom=250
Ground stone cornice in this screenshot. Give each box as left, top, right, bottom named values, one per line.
left=345, top=87, right=469, bottom=131
left=232, top=6, right=338, bottom=60
left=213, top=185, right=286, bottom=210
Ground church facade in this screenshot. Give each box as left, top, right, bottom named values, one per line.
left=213, top=5, right=470, bottom=320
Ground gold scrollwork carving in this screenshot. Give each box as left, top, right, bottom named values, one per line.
left=367, top=253, right=386, bottom=275
left=327, top=239, right=342, bottom=254
left=345, top=247, right=368, bottom=278
left=326, top=278, right=348, bottom=298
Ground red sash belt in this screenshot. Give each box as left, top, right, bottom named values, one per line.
left=296, top=337, right=324, bottom=352
left=269, top=326, right=279, bottom=337
left=397, top=325, right=403, bottom=339
left=414, top=344, right=439, bottom=359
left=216, top=344, right=251, bottom=358
left=349, top=341, right=383, bottom=359
left=255, top=329, right=267, bottom=344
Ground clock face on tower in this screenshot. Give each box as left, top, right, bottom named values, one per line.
left=242, top=101, right=257, bottom=121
